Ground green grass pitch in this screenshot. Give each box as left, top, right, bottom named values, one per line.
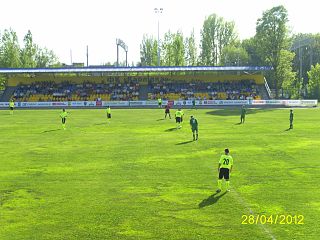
left=0, top=108, right=319, bottom=240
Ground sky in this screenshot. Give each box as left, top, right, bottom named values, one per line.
left=0, top=0, right=318, bottom=65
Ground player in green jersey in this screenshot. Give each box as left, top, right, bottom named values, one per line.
left=189, top=116, right=198, bottom=141
left=216, top=148, right=233, bottom=193
left=289, top=109, right=293, bottom=129
left=106, top=106, right=111, bottom=124
left=192, top=99, right=196, bottom=109
left=60, top=109, right=68, bottom=130
left=9, top=99, right=15, bottom=115
left=175, top=109, right=183, bottom=128
left=158, top=98, right=162, bottom=108
left=240, top=105, right=246, bottom=124
left=180, top=109, right=185, bottom=123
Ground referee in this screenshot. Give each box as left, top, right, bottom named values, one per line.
left=216, top=148, right=233, bottom=193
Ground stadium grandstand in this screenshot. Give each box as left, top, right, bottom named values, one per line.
left=0, top=66, right=272, bottom=102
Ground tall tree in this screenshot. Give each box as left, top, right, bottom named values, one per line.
left=35, top=47, right=58, bottom=68
left=140, top=34, right=158, bottom=66
left=241, top=37, right=264, bottom=66
left=161, top=31, right=174, bottom=66
left=184, top=30, right=198, bottom=66
left=279, top=50, right=297, bottom=98
left=307, top=63, right=320, bottom=99
left=292, top=33, right=320, bottom=86
left=199, top=14, right=237, bottom=66
left=255, top=5, right=290, bottom=98
left=218, top=21, right=238, bottom=61
left=21, top=30, right=37, bottom=68
left=171, top=31, right=185, bottom=66
left=0, top=28, right=21, bottom=68
left=220, top=45, right=249, bottom=66
left=161, top=31, right=186, bottom=66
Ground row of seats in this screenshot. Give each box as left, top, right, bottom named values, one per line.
left=11, top=79, right=261, bottom=101
left=148, top=80, right=260, bottom=100
left=12, top=81, right=139, bottom=101
left=22, top=93, right=112, bottom=102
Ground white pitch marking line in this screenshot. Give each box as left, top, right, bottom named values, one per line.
left=231, top=189, right=277, bottom=240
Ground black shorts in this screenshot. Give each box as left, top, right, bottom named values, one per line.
left=107, top=113, right=111, bottom=118
left=192, top=127, right=198, bottom=133
left=10, top=107, right=13, bottom=110
left=176, top=117, right=181, bottom=123
left=165, top=109, right=170, bottom=114
left=158, top=102, right=162, bottom=106
left=219, top=168, right=230, bottom=180
left=61, top=118, right=66, bottom=124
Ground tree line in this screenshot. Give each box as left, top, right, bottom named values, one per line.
left=139, top=5, right=320, bottom=100
left=0, top=29, right=60, bottom=90
left=0, top=5, right=319, bottom=99
left=0, top=29, right=58, bottom=68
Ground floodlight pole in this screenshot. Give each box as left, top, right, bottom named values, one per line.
left=291, top=38, right=313, bottom=97
left=125, top=50, right=128, bottom=67
left=116, top=38, right=128, bottom=67
left=70, top=49, right=73, bottom=65
left=86, top=45, right=89, bottom=67
left=154, top=8, right=163, bottom=66
left=116, top=39, right=119, bottom=67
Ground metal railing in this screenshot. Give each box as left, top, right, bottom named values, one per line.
left=264, top=77, right=272, bottom=99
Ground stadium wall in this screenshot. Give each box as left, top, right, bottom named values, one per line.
left=0, top=99, right=317, bottom=108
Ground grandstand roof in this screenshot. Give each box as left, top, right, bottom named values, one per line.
left=0, top=66, right=272, bottom=74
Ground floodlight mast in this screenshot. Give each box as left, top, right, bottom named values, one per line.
left=154, top=7, right=163, bottom=66
left=291, top=38, right=313, bottom=96
left=116, top=38, right=128, bottom=67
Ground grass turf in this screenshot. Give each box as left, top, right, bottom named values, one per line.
left=0, top=108, right=319, bottom=240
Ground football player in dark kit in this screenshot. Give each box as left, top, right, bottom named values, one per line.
left=189, top=115, right=198, bottom=141
left=164, top=103, right=171, bottom=119
left=240, top=105, right=246, bottom=124
left=289, top=109, right=294, bottom=129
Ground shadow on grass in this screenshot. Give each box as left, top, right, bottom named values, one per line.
left=206, top=108, right=276, bottom=117
left=165, top=127, right=179, bottom=132
left=156, top=118, right=165, bottom=121
left=198, top=191, right=228, bottom=208
left=175, top=140, right=193, bottom=145
left=42, top=129, right=61, bottom=133
left=284, top=128, right=292, bottom=131
left=94, top=122, right=107, bottom=126
left=234, top=122, right=242, bottom=125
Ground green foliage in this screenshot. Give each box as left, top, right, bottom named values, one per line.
left=21, top=30, right=37, bottom=68
left=170, top=31, right=185, bottom=66
left=140, top=34, right=158, bottom=66
left=0, top=28, right=59, bottom=69
left=199, top=14, right=238, bottom=66
left=34, top=47, right=58, bottom=68
left=279, top=50, right=297, bottom=98
left=0, top=75, right=6, bottom=90
left=0, top=28, right=22, bottom=67
left=161, top=31, right=174, bottom=66
left=292, top=33, right=320, bottom=84
left=255, top=5, right=290, bottom=98
left=241, top=38, right=264, bottom=66
left=307, top=63, right=320, bottom=99
left=220, top=45, right=249, bottom=66
left=184, top=30, right=198, bottom=66
left=161, top=31, right=186, bottom=66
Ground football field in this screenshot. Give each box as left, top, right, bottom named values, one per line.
left=0, top=108, right=319, bottom=240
